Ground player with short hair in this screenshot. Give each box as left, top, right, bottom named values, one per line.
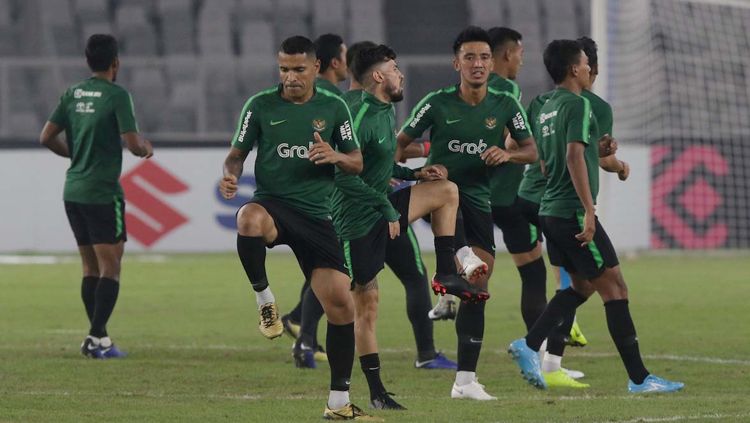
left=219, top=36, right=379, bottom=420
left=398, top=26, right=537, bottom=400
left=39, top=34, right=153, bottom=359
left=315, top=33, right=347, bottom=95
left=336, top=43, right=487, bottom=409
left=508, top=39, right=683, bottom=394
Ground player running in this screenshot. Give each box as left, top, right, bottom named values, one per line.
left=334, top=44, right=486, bottom=409
left=508, top=39, right=683, bottom=394
left=219, top=36, right=378, bottom=420
left=398, top=26, right=537, bottom=400
left=39, top=34, right=153, bottom=359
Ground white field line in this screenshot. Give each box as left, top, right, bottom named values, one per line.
left=2, top=343, right=749, bottom=367
left=595, top=412, right=750, bottom=423
left=0, top=254, right=168, bottom=265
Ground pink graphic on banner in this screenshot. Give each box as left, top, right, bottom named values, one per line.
left=121, top=161, right=189, bottom=247
left=651, top=146, right=728, bottom=249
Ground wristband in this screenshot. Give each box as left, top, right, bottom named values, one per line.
left=422, top=141, right=431, bottom=157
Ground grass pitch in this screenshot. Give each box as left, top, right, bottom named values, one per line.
left=1, top=252, right=749, bottom=422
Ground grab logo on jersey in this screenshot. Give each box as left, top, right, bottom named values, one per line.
left=277, top=142, right=314, bottom=158
left=448, top=139, right=487, bottom=155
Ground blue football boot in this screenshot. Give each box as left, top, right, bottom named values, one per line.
left=508, top=338, right=547, bottom=389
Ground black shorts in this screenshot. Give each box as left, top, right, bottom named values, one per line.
left=540, top=213, right=619, bottom=280
left=515, top=196, right=541, bottom=230
left=248, top=198, right=348, bottom=280
left=64, top=199, right=127, bottom=246
left=385, top=225, right=427, bottom=283
left=344, top=187, right=412, bottom=285
left=491, top=199, right=541, bottom=254
left=459, top=194, right=495, bottom=256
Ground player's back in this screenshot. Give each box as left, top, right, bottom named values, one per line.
left=538, top=88, right=599, bottom=218
left=50, top=77, right=137, bottom=203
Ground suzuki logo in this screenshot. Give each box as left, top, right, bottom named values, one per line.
left=121, top=161, right=189, bottom=247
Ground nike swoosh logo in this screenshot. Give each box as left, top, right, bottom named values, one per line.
left=415, top=359, right=433, bottom=367
left=469, top=337, right=483, bottom=344
left=270, top=120, right=287, bottom=126
left=378, top=137, right=387, bottom=144
left=446, top=119, right=461, bottom=125
left=454, top=388, right=463, bottom=394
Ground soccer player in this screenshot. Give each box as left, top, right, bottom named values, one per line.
left=219, top=36, right=376, bottom=419
left=315, top=33, right=347, bottom=96
left=398, top=26, right=537, bottom=400
left=39, top=34, right=152, bottom=359
left=508, top=39, right=684, bottom=394
left=485, top=26, right=552, bottom=337
left=335, top=44, right=487, bottom=409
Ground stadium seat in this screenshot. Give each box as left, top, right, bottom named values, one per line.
left=240, top=22, right=274, bottom=58
left=313, top=0, right=347, bottom=39
left=235, top=0, right=273, bottom=21
left=158, top=0, right=196, bottom=55
left=73, top=0, right=109, bottom=22
left=198, top=1, right=233, bottom=56
left=129, top=67, right=168, bottom=132
left=467, top=0, right=503, bottom=29
left=115, top=5, right=158, bottom=55
left=38, top=0, right=78, bottom=56
left=349, top=0, right=385, bottom=42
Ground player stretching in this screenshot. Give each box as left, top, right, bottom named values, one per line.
left=40, top=34, right=153, bottom=359
left=508, top=39, right=683, bottom=394
left=399, top=27, right=537, bottom=400
left=219, top=36, right=377, bottom=420
left=334, top=44, right=487, bottom=409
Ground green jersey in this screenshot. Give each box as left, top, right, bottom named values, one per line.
left=538, top=88, right=598, bottom=218
left=517, top=90, right=554, bottom=204
left=581, top=89, right=613, bottom=140
left=487, top=73, right=526, bottom=207
left=315, top=78, right=344, bottom=97
left=401, top=84, right=531, bottom=212
left=49, top=77, right=138, bottom=204
left=341, top=89, right=363, bottom=104
left=231, top=85, right=359, bottom=220
left=332, top=92, right=416, bottom=240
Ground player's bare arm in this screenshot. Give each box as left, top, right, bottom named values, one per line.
left=308, top=131, right=363, bottom=174
left=415, top=164, right=448, bottom=181
left=121, top=132, right=153, bottom=158
left=395, top=131, right=415, bottom=162
left=481, top=136, right=537, bottom=166
left=567, top=142, right=596, bottom=246
left=39, top=121, right=69, bottom=157
left=220, top=147, right=249, bottom=199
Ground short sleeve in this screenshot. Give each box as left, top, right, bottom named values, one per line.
left=231, top=96, right=261, bottom=151
left=566, top=97, right=591, bottom=145
left=49, top=93, right=68, bottom=127
left=400, top=94, right=435, bottom=139
left=331, top=99, right=359, bottom=153
left=505, top=96, right=532, bottom=141
left=598, top=102, right=613, bottom=137
left=114, top=90, right=139, bottom=134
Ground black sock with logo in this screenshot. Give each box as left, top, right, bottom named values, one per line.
left=90, top=277, right=119, bottom=338
left=360, top=353, right=386, bottom=398
left=455, top=301, right=485, bottom=372
left=236, top=235, right=268, bottom=292
left=605, top=299, right=649, bottom=384
left=81, top=276, right=99, bottom=323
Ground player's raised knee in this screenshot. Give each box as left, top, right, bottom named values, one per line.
left=236, top=203, right=271, bottom=236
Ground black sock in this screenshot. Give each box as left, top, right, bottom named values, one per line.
left=81, top=276, right=99, bottom=323
left=525, top=287, right=587, bottom=351
left=237, top=235, right=269, bottom=292
left=518, top=257, right=547, bottom=331
left=360, top=353, right=386, bottom=398
left=401, top=271, right=436, bottom=361
left=455, top=301, right=485, bottom=372
left=327, top=322, right=355, bottom=391
left=454, top=209, right=469, bottom=250
left=434, top=236, right=456, bottom=275
left=90, top=277, right=119, bottom=338
left=546, top=302, right=576, bottom=357
left=288, top=280, right=309, bottom=323
left=605, top=299, right=650, bottom=384
left=300, top=286, right=325, bottom=348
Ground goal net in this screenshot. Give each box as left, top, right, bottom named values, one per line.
left=602, top=0, right=750, bottom=249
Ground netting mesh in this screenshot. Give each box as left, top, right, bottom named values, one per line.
left=607, top=0, right=750, bottom=248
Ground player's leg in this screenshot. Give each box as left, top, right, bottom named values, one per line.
left=404, top=181, right=489, bottom=301
left=553, top=265, right=588, bottom=348
left=447, top=198, right=496, bottom=400
left=492, top=200, right=547, bottom=332
left=281, top=280, right=308, bottom=339
left=293, top=284, right=326, bottom=366
left=78, top=245, right=100, bottom=324
left=585, top=221, right=683, bottom=393
left=235, top=202, right=283, bottom=339
left=385, top=226, right=456, bottom=370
